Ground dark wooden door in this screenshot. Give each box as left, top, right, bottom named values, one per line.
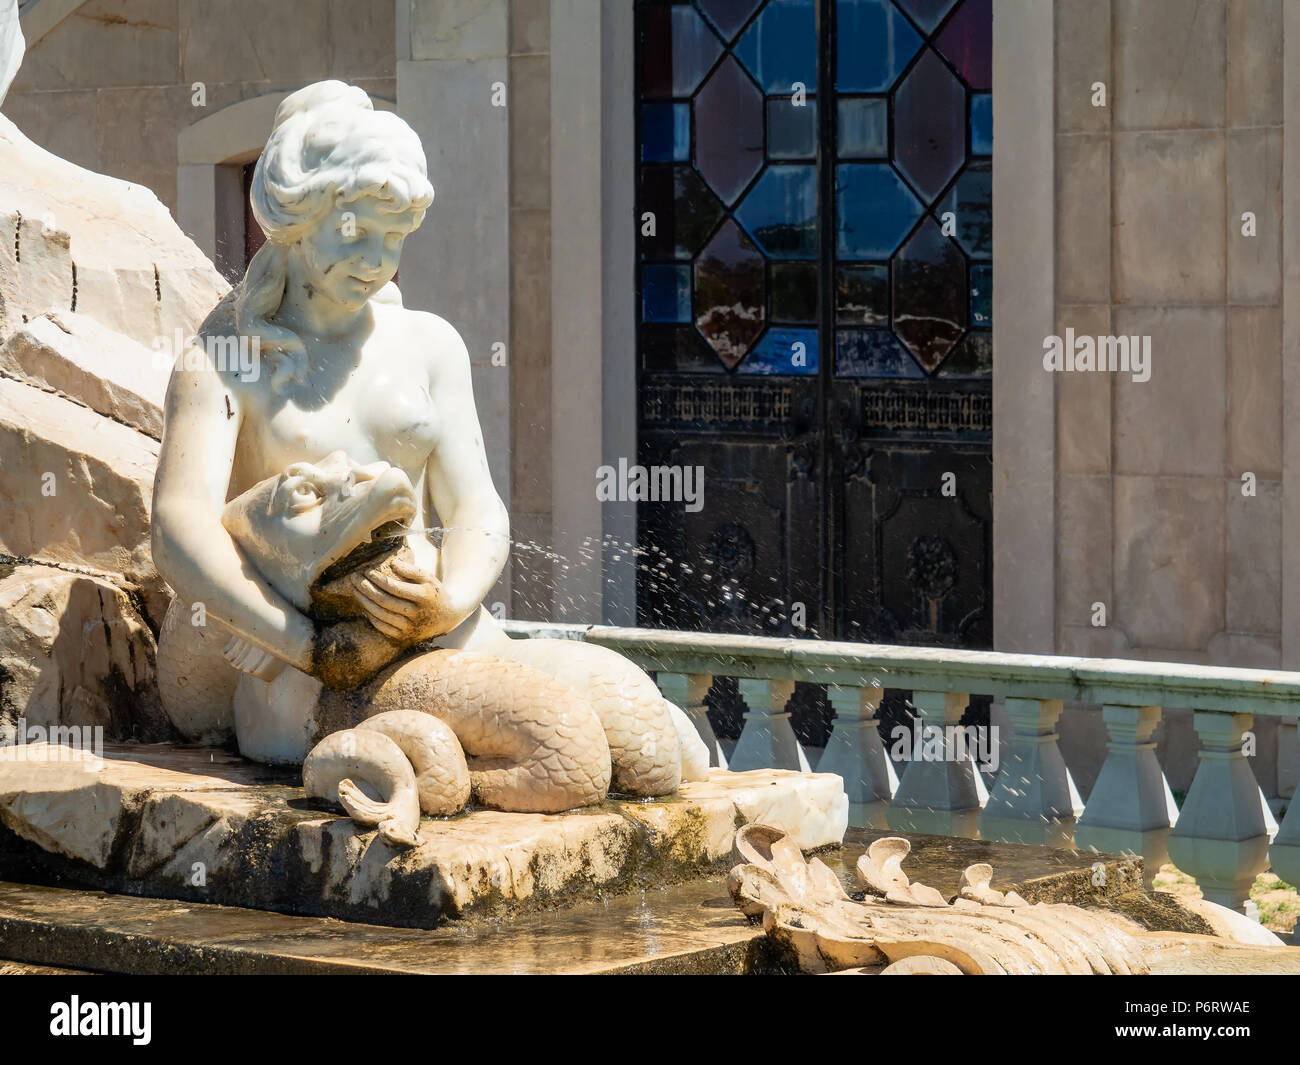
left=635, top=0, right=992, bottom=648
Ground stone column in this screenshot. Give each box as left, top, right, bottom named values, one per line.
left=1075, top=705, right=1177, bottom=887
left=550, top=0, right=605, bottom=622
left=656, top=672, right=725, bottom=769
left=819, top=682, right=895, bottom=829
left=980, top=697, right=1082, bottom=847
left=730, top=678, right=806, bottom=772
left=398, top=0, right=512, bottom=608
left=887, top=691, right=986, bottom=839
left=1168, top=710, right=1275, bottom=912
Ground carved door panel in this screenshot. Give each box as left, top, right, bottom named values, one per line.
left=634, top=0, right=992, bottom=648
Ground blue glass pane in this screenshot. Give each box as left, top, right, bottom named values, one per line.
left=768, top=97, right=818, bottom=159
left=697, top=0, right=761, bottom=42
left=936, top=162, right=991, bottom=259
left=895, top=0, right=958, bottom=33
left=695, top=56, right=764, bottom=204
left=938, top=330, right=991, bottom=376
left=641, top=102, right=690, bottom=162
left=738, top=327, right=819, bottom=374
left=836, top=163, right=924, bottom=259
left=836, top=329, right=925, bottom=378
left=969, top=263, right=991, bottom=326
left=838, top=97, right=888, bottom=158
left=836, top=0, right=922, bottom=92
left=641, top=5, right=724, bottom=98
left=643, top=263, right=692, bottom=322
left=970, top=93, right=992, bottom=155
left=736, top=164, right=820, bottom=259
left=735, top=0, right=817, bottom=93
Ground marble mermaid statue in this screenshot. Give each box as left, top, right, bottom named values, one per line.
left=152, top=82, right=707, bottom=838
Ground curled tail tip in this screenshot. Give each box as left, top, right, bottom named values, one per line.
left=337, top=777, right=387, bottom=823
left=378, top=818, right=421, bottom=848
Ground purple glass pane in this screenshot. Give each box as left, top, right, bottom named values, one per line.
left=936, top=0, right=992, bottom=91
left=893, top=48, right=964, bottom=204
left=895, top=0, right=958, bottom=33
left=697, top=0, right=761, bottom=42
left=695, top=56, right=765, bottom=205
left=892, top=216, right=965, bottom=372
left=695, top=218, right=767, bottom=368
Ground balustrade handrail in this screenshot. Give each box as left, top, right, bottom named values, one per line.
left=502, top=620, right=1300, bottom=718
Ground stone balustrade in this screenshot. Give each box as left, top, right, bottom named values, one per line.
left=504, top=620, right=1300, bottom=912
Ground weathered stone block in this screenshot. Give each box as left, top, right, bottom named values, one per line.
left=1113, top=131, right=1225, bottom=305
left=1057, top=473, right=1112, bottom=626
left=1227, top=306, right=1282, bottom=478
left=1225, top=476, right=1281, bottom=636
left=0, top=375, right=158, bottom=590
left=0, top=563, right=170, bottom=740
left=1227, top=127, right=1281, bottom=304
left=1227, top=0, right=1282, bottom=127
left=1056, top=133, right=1110, bottom=303
left=0, top=311, right=166, bottom=438
left=410, top=0, right=508, bottom=61
left=1114, top=475, right=1224, bottom=652
left=1056, top=303, right=1111, bottom=475
left=1115, top=0, right=1225, bottom=129
left=1055, top=0, right=1111, bottom=134
left=0, top=743, right=848, bottom=927
left=1113, top=306, right=1225, bottom=477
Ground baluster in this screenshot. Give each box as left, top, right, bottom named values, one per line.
left=887, top=690, right=986, bottom=839
left=655, top=672, right=726, bottom=769
left=1075, top=705, right=1177, bottom=887
left=1167, top=710, right=1274, bottom=912
left=979, top=697, right=1082, bottom=848
left=729, top=678, right=807, bottom=772
left=819, top=681, right=896, bottom=829
left=1270, top=790, right=1300, bottom=900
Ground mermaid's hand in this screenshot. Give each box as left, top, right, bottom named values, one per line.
left=351, top=556, right=463, bottom=642
left=222, top=635, right=287, bottom=682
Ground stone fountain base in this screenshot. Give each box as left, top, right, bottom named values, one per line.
left=0, top=743, right=847, bottom=928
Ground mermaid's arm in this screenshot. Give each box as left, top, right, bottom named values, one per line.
left=151, top=347, right=314, bottom=674
left=422, top=318, right=511, bottom=621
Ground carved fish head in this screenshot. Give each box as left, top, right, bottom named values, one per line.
left=223, top=451, right=418, bottom=611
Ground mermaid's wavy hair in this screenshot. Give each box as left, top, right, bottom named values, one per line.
left=234, top=81, right=435, bottom=391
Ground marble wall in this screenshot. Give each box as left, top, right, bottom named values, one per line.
left=1046, top=0, right=1295, bottom=801
left=1052, top=0, right=1284, bottom=670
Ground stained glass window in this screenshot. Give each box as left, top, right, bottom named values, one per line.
left=636, top=0, right=991, bottom=379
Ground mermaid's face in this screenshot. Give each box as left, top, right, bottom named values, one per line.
left=297, top=197, right=419, bottom=312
